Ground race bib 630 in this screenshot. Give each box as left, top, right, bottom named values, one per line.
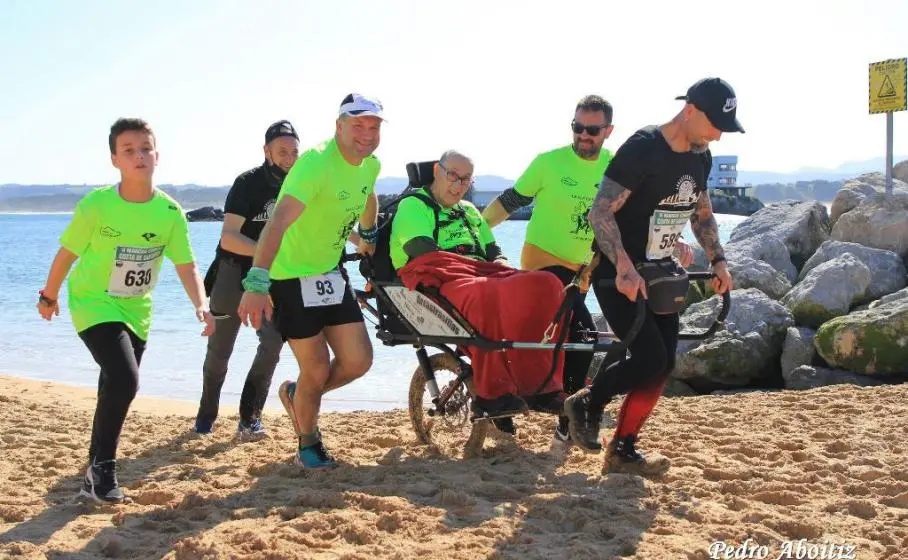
left=107, top=246, right=165, bottom=297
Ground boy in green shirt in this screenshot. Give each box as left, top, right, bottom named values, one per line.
left=37, top=118, right=215, bottom=504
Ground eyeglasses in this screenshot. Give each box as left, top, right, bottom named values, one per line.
left=438, top=163, right=474, bottom=187
left=571, top=120, right=610, bottom=136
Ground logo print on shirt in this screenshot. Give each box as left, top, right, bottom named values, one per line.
left=337, top=213, right=358, bottom=247
left=570, top=202, right=593, bottom=236
left=251, top=200, right=276, bottom=222
left=561, top=176, right=578, bottom=187
left=101, top=226, right=121, bottom=238
left=142, top=232, right=158, bottom=241
left=360, top=185, right=370, bottom=195
left=338, top=190, right=350, bottom=201
left=659, top=175, right=699, bottom=207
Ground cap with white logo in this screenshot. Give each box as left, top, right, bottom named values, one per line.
left=338, top=93, right=386, bottom=120
left=675, top=78, right=744, bottom=133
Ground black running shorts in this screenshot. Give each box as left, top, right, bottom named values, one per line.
left=269, top=269, right=363, bottom=341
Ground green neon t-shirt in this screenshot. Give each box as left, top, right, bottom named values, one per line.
left=513, top=145, right=613, bottom=264
left=270, top=138, right=380, bottom=279
left=390, top=188, right=496, bottom=270
left=60, top=186, right=195, bottom=340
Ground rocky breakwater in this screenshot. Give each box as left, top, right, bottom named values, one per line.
left=186, top=206, right=225, bottom=222
left=589, top=169, right=908, bottom=397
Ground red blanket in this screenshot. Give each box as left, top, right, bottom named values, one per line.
left=397, top=252, right=566, bottom=400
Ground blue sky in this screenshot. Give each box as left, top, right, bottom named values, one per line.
left=1, top=0, right=906, bottom=185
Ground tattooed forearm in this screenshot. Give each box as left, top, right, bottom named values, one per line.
left=690, top=193, right=724, bottom=261
left=588, top=177, right=632, bottom=266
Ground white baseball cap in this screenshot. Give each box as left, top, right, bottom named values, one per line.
left=338, top=93, right=386, bottom=120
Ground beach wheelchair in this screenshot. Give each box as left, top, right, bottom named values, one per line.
left=344, top=161, right=731, bottom=458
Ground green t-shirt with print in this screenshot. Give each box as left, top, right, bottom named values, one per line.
left=389, top=188, right=496, bottom=270
left=60, top=186, right=195, bottom=340
left=270, top=138, right=380, bottom=279
left=513, top=145, right=612, bottom=264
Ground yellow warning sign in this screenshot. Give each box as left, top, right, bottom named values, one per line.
left=869, top=58, right=907, bottom=114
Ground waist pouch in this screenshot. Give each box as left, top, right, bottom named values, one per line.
left=636, top=260, right=689, bottom=315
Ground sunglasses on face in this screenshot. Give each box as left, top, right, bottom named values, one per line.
left=571, top=121, right=609, bottom=136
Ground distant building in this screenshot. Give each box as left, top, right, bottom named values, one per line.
left=707, top=155, right=749, bottom=197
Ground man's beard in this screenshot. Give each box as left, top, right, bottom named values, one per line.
left=572, top=139, right=599, bottom=159
left=690, top=142, right=709, bottom=154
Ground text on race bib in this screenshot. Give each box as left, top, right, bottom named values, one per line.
left=300, top=270, right=346, bottom=307
left=107, top=246, right=165, bottom=297
left=646, top=209, right=693, bottom=260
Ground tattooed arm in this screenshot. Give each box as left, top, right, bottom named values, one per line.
left=690, top=192, right=733, bottom=293
left=588, top=177, right=647, bottom=300
left=588, top=177, right=632, bottom=265
left=689, top=192, right=724, bottom=262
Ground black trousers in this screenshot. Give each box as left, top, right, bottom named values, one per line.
left=78, top=322, right=146, bottom=463
left=587, top=282, right=679, bottom=408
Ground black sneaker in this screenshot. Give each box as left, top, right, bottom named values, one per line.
left=80, top=459, right=127, bottom=504
left=605, top=434, right=670, bottom=477
left=563, top=388, right=602, bottom=452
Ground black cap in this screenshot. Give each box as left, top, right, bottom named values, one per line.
left=265, top=120, right=299, bottom=144
left=675, top=78, right=745, bottom=133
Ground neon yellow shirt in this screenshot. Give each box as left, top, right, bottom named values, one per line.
left=390, top=188, right=496, bottom=270
left=513, top=145, right=612, bottom=265
left=270, top=138, right=380, bottom=279
left=60, top=186, right=194, bottom=340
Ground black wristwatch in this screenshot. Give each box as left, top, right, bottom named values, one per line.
left=711, top=256, right=727, bottom=267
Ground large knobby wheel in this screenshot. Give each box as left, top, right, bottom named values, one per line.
left=407, top=352, right=488, bottom=458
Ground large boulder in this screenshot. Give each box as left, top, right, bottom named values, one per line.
left=725, top=235, right=797, bottom=282
left=869, top=286, right=908, bottom=309
left=830, top=173, right=908, bottom=224
left=783, top=365, right=887, bottom=390
left=781, top=254, right=872, bottom=327
left=709, top=191, right=764, bottom=216
left=728, top=200, right=830, bottom=270
left=830, top=192, right=908, bottom=258
left=799, top=241, right=907, bottom=304
left=726, top=256, right=792, bottom=300
left=780, top=327, right=817, bottom=378
left=895, top=160, right=908, bottom=185
left=815, top=296, right=908, bottom=375
left=674, top=288, right=794, bottom=387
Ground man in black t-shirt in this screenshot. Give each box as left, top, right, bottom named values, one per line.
left=564, top=78, right=740, bottom=476
left=195, top=120, right=301, bottom=439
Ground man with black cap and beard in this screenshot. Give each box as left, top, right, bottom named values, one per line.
left=194, top=120, right=301, bottom=439
left=565, top=78, right=740, bottom=476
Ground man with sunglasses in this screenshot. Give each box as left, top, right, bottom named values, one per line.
left=482, top=94, right=615, bottom=445
left=565, top=78, right=739, bottom=477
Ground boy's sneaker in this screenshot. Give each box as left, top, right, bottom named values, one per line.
left=80, top=459, right=127, bottom=504
left=279, top=380, right=301, bottom=435
left=604, top=435, right=670, bottom=477
left=194, top=417, right=214, bottom=435
left=235, top=417, right=266, bottom=441
left=294, top=439, right=338, bottom=470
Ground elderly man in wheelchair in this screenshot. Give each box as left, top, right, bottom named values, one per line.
left=386, top=149, right=576, bottom=436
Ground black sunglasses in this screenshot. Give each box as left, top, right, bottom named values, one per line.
left=571, top=121, right=609, bottom=136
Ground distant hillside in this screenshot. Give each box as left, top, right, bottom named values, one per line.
left=737, top=155, right=908, bottom=184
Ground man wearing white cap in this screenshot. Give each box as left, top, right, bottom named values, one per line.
left=237, top=93, right=383, bottom=469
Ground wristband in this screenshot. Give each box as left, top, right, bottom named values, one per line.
left=358, top=224, right=378, bottom=244
left=38, top=289, right=57, bottom=305
left=242, top=267, right=271, bottom=294
left=711, top=256, right=727, bottom=267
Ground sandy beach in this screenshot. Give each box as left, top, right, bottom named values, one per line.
left=0, top=374, right=905, bottom=559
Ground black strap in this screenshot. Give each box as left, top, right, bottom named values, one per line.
left=531, top=285, right=578, bottom=397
